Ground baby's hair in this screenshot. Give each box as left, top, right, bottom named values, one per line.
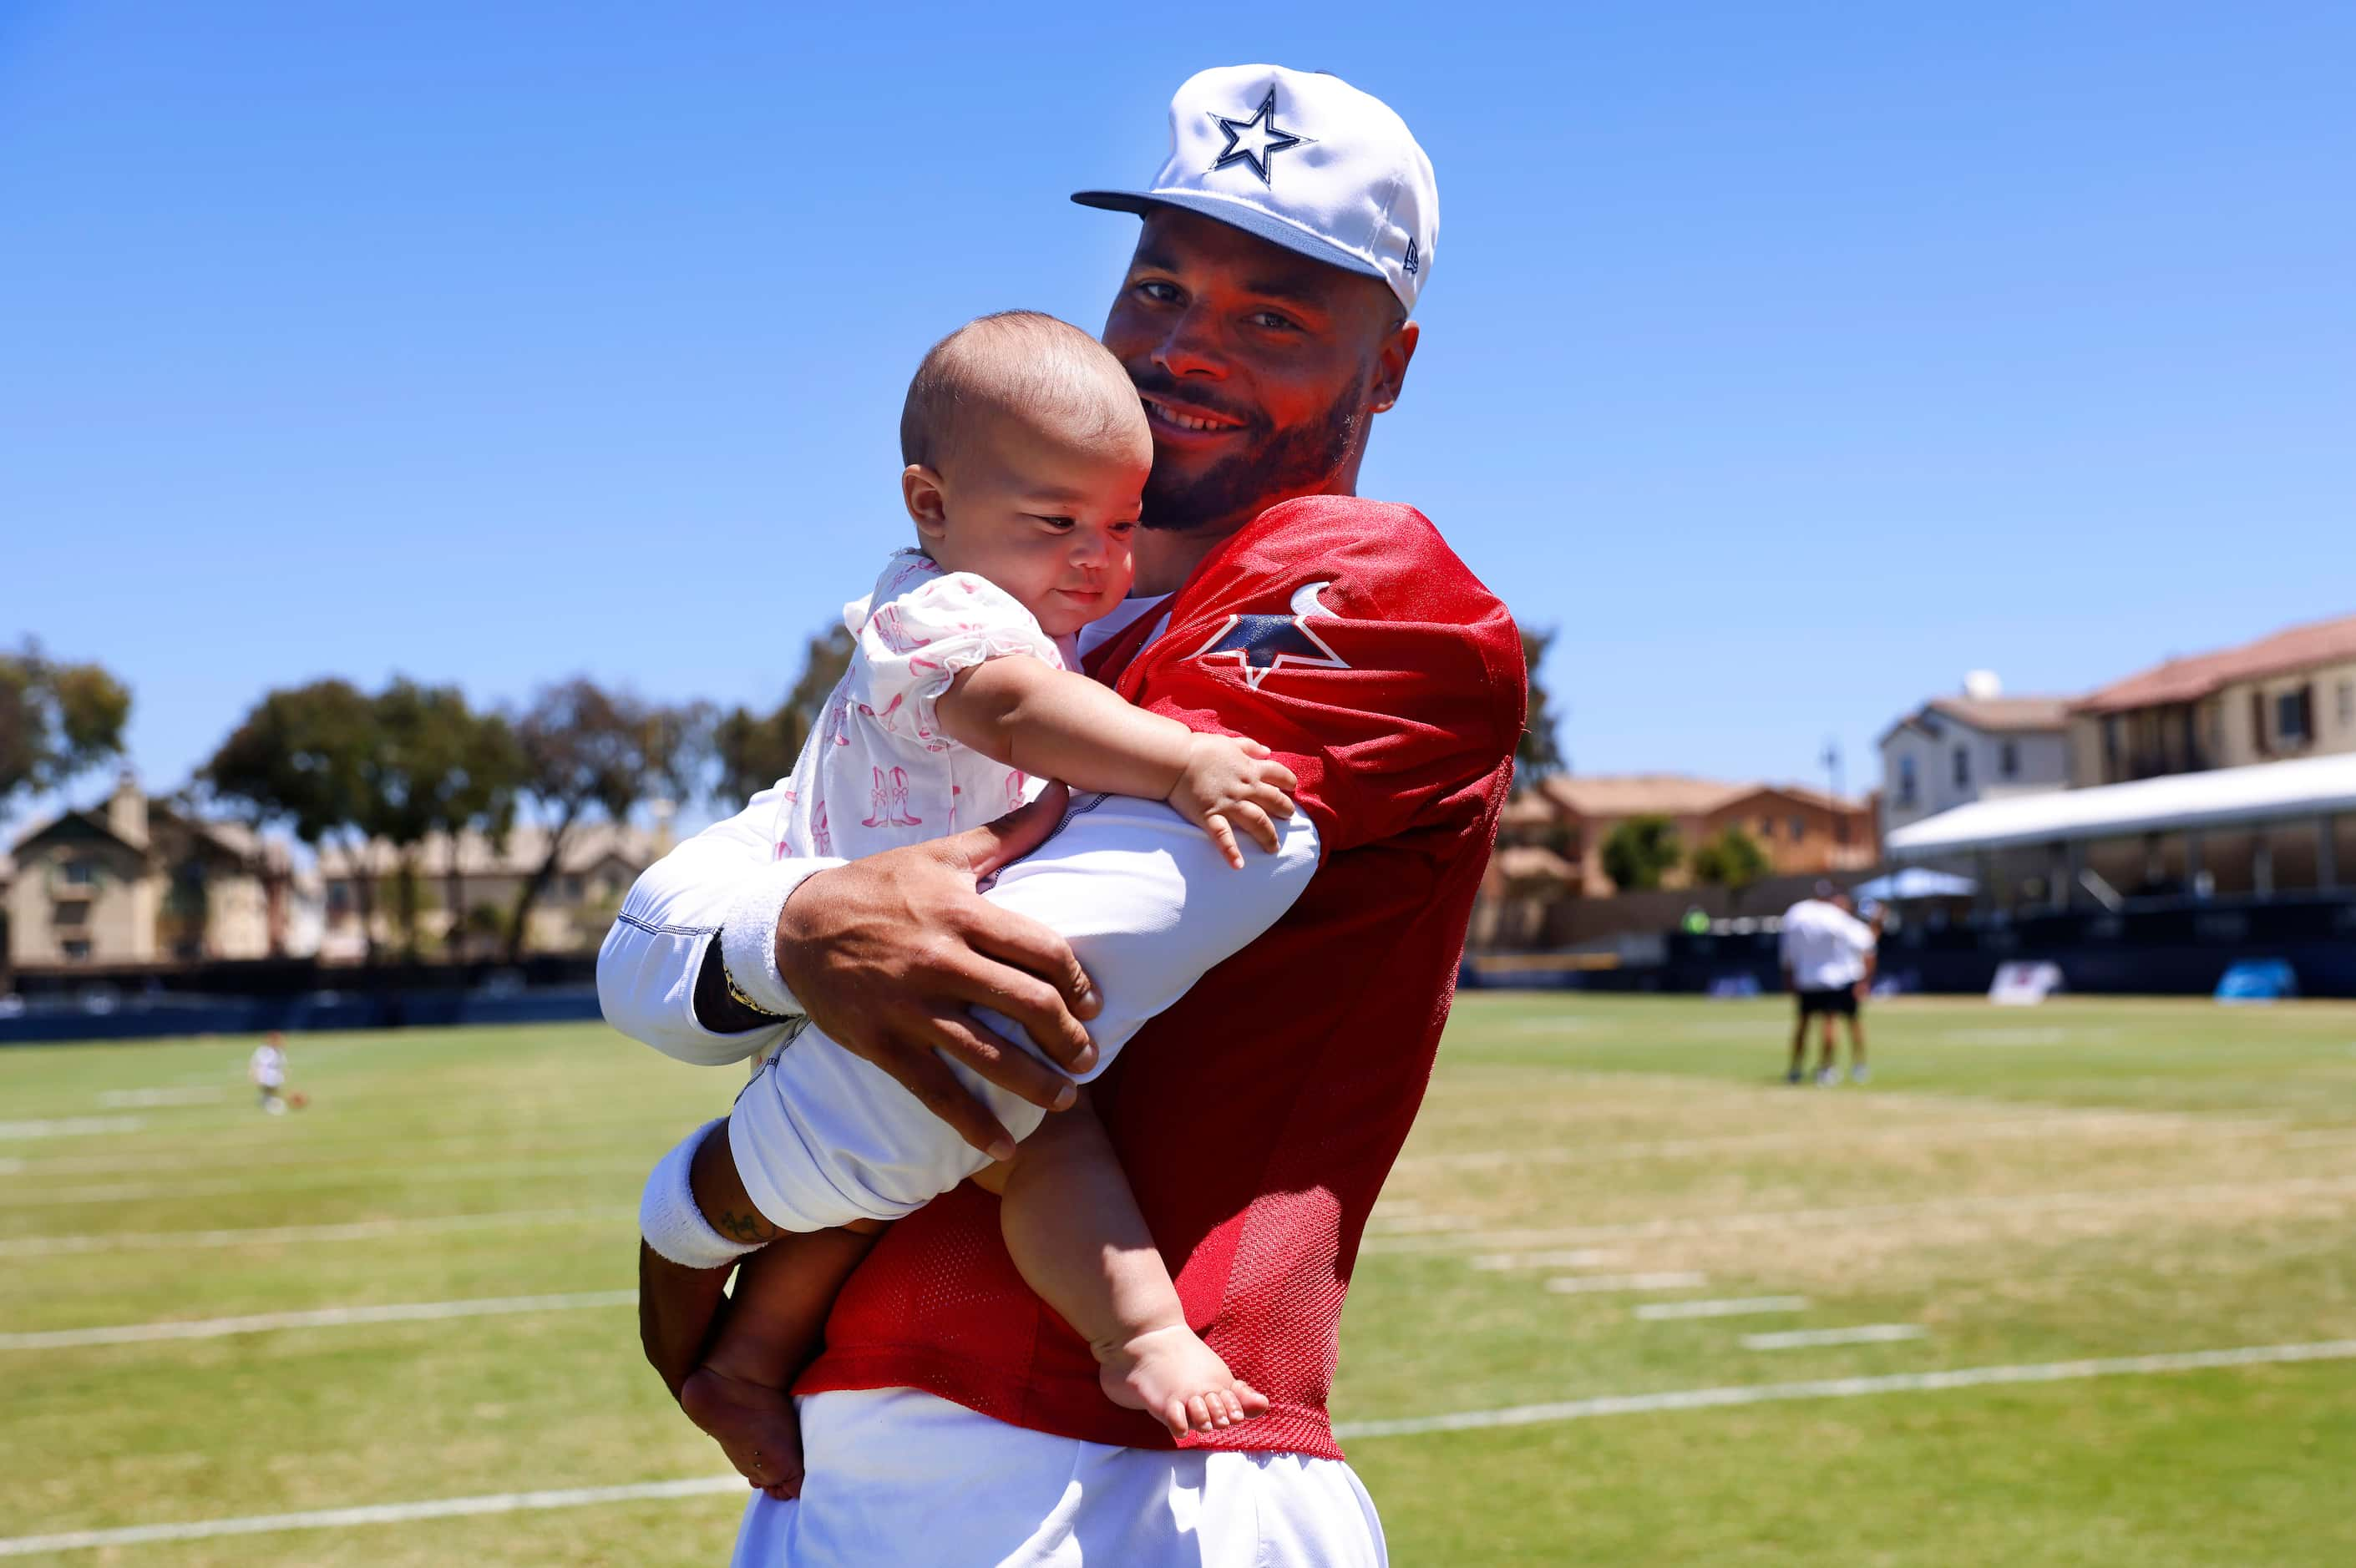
left=899, top=310, right=1145, bottom=469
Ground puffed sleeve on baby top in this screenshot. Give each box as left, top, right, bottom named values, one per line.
left=843, top=553, right=1064, bottom=746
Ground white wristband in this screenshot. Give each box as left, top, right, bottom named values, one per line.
left=639, top=1118, right=764, bottom=1270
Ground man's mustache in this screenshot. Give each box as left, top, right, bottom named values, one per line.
left=1127, top=372, right=1261, bottom=432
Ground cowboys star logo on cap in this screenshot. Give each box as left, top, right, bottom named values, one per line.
left=1208, top=87, right=1309, bottom=185
left=1072, top=63, right=1440, bottom=316
left=1189, top=581, right=1350, bottom=691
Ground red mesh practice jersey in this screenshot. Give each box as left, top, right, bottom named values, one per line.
left=796, top=494, right=1525, bottom=1459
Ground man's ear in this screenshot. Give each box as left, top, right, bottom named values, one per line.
left=1368, top=319, right=1420, bottom=415
left=902, top=464, right=950, bottom=538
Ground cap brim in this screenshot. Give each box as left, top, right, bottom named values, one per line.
left=1071, top=189, right=1389, bottom=283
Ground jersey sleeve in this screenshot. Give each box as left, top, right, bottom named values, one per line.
left=847, top=566, right=1062, bottom=746
left=1119, top=498, right=1525, bottom=857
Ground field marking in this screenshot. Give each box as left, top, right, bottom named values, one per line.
left=18, top=1339, right=2356, bottom=1555
left=1362, top=1173, right=2356, bottom=1256
left=1471, top=1248, right=1620, bottom=1272
left=97, top=1088, right=227, bottom=1108
left=1395, top=1110, right=2289, bottom=1174
left=1636, top=1296, right=1810, bottom=1321
left=1544, top=1272, right=1708, bottom=1295
left=0, top=1206, right=627, bottom=1258
left=1332, top=1338, right=2356, bottom=1439
left=0, top=1475, right=747, bottom=1558
left=1743, top=1324, right=1928, bottom=1351
left=0, top=1290, right=635, bottom=1351
left=0, top=1117, right=144, bottom=1141
left=0, top=1156, right=650, bottom=1209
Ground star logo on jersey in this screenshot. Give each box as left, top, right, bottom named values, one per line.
left=1189, top=580, right=1350, bottom=690
left=1207, top=87, right=1308, bottom=185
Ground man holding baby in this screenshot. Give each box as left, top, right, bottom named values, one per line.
left=600, top=63, right=1522, bottom=1566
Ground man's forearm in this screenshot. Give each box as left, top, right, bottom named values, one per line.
left=595, top=780, right=840, bottom=1063
left=728, top=797, right=1320, bottom=1232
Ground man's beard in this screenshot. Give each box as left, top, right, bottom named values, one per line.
left=1137, top=387, right=1365, bottom=534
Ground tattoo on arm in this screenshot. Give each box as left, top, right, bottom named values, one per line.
left=717, top=1208, right=770, bottom=1244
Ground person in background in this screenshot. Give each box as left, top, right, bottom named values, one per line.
left=247, top=1031, right=288, bottom=1114
left=1778, top=887, right=1880, bottom=1085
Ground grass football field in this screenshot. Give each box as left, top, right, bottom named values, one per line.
left=5, top=994, right=2355, bottom=1565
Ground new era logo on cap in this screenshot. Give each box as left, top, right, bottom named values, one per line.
left=1073, top=64, right=1439, bottom=316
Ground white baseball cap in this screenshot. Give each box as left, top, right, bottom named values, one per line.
left=1073, top=64, right=1439, bottom=316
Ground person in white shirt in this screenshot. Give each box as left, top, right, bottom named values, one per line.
left=247, top=1033, right=288, bottom=1114
left=1777, top=890, right=1880, bottom=1085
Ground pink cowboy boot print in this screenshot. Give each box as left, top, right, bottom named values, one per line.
left=861, top=766, right=923, bottom=828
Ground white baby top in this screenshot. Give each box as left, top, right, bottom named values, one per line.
left=775, top=551, right=1071, bottom=861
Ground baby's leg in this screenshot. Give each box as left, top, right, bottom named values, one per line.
left=993, top=1093, right=1270, bottom=1439
left=680, top=1224, right=881, bottom=1500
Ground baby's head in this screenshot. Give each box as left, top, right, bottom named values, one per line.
left=899, top=311, right=1151, bottom=637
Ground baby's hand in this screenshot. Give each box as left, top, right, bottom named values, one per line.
left=1169, top=734, right=1298, bottom=868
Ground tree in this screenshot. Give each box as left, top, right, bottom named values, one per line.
left=1600, top=815, right=1681, bottom=893
left=202, top=680, right=382, bottom=961
left=1691, top=825, right=1773, bottom=910
left=504, top=678, right=706, bottom=963
left=712, top=625, right=855, bottom=806
left=0, top=641, right=132, bottom=817
left=364, top=680, right=522, bottom=962
left=1515, top=626, right=1566, bottom=781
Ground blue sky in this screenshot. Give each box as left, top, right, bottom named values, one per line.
left=5, top=1, right=2351, bottom=822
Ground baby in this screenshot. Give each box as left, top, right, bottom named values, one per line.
left=649, top=311, right=1297, bottom=1495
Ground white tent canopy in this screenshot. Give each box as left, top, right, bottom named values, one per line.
left=1886, top=752, right=2356, bottom=859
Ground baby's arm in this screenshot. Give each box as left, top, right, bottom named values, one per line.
left=985, top=1091, right=1268, bottom=1438
left=935, top=656, right=1297, bottom=869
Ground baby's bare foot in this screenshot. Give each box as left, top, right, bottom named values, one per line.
left=1095, top=1323, right=1272, bottom=1439
left=679, top=1363, right=806, bottom=1500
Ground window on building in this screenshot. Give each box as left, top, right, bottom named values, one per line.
left=1790, top=815, right=1806, bottom=842
left=53, top=898, right=92, bottom=928
left=2000, top=741, right=2020, bottom=779
left=560, top=875, right=585, bottom=901
left=60, top=859, right=97, bottom=886
left=1897, top=756, right=1918, bottom=807
left=2340, top=680, right=2355, bottom=731
left=2277, top=685, right=2313, bottom=747
left=1953, top=746, right=1971, bottom=788
left=62, top=940, right=92, bottom=962
left=2104, top=715, right=2122, bottom=776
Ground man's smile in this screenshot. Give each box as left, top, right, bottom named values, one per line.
left=1139, top=393, right=1250, bottom=438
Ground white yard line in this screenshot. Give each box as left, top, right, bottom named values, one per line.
left=1395, top=1110, right=2290, bottom=1174
left=0, top=1476, right=748, bottom=1558
left=0, top=1206, right=627, bottom=1258
left=96, top=1088, right=228, bottom=1108
left=1636, top=1296, right=1810, bottom=1321
left=0, top=1117, right=144, bottom=1141
left=1332, top=1338, right=2356, bottom=1439
left=1544, top=1272, right=1708, bottom=1295
left=1470, top=1249, right=1620, bottom=1271
left=0, top=1156, right=648, bottom=1209
left=1743, top=1324, right=1928, bottom=1351
left=1363, top=1173, right=2356, bottom=1257
left=17, top=1338, right=2356, bottom=1555
left=0, top=1290, right=635, bottom=1350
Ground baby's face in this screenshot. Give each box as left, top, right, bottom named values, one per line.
left=910, top=404, right=1150, bottom=638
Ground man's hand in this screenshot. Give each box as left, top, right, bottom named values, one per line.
left=775, top=785, right=1102, bottom=1161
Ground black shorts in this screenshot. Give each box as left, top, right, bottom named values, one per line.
left=1796, top=987, right=1858, bottom=1018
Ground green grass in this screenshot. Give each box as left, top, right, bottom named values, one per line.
left=4, top=996, right=2354, bottom=1564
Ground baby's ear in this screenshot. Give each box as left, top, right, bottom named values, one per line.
left=901, top=464, right=949, bottom=535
